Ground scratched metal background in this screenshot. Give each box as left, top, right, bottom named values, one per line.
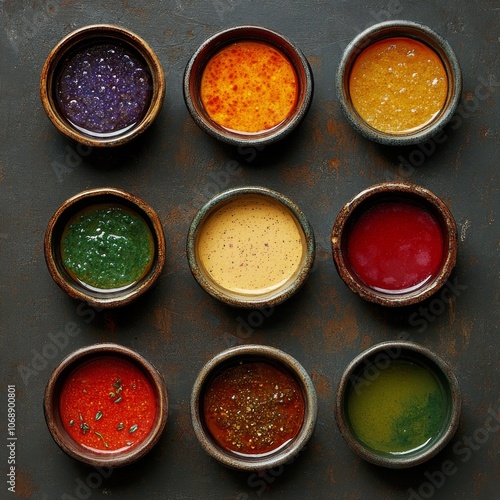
left=1, top=0, right=498, bottom=499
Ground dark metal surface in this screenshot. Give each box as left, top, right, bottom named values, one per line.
left=1, top=1, right=498, bottom=499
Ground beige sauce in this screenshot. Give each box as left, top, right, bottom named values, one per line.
left=197, top=195, right=305, bottom=295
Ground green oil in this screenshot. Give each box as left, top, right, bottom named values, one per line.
left=347, top=359, right=447, bottom=454
left=61, top=204, right=154, bottom=290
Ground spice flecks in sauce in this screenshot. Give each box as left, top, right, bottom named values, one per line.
left=349, top=37, right=448, bottom=134
left=56, top=42, right=152, bottom=136
left=203, top=361, right=305, bottom=455
left=60, top=357, right=157, bottom=452
left=347, top=201, right=444, bottom=293
left=61, top=203, right=154, bottom=290
left=347, top=359, right=447, bottom=454
left=201, top=40, right=298, bottom=133
left=197, top=195, right=305, bottom=295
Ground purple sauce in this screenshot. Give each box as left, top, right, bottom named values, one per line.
left=56, top=42, right=152, bottom=136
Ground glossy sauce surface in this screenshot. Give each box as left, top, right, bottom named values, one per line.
left=60, top=357, right=157, bottom=452
left=203, top=360, right=305, bottom=455
left=347, top=359, right=447, bottom=454
left=61, top=203, right=154, bottom=291
left=349, top=37, right=448, bottom=134
left=347, top=200, right=444, bottom=293
left=200, top=40, right=298, bottom=133
left=197, top=195, right=305, bottom=295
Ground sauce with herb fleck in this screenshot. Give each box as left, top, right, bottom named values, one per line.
left=61, top=204, right=154, bottom=291
left=347, top=359, right=447, bottom=454
left=349, top=37, right=448, bottom=134
left=200, top=40, right=298, bottom=133
left=197, top=195, right=305, bottom=295
left=203, top=361, right=305, bottom=455
left=60, top=356, right=156, bottom=452
left=346, top=200, right=444, bottom=293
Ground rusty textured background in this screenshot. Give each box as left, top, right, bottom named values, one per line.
left=1, top=0, right=498, bottom=499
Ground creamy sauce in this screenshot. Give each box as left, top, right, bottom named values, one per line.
left=197, top=195, right=305, bottom=295
left=349, top=37, right=448, bottom=134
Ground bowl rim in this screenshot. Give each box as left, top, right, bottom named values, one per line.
left=44, top=343, right=168, bottom=468
left=331, top=181, right=458, bottom=307
left=186, top=186, right=315, bottom=308
left=183, top=24, right=314, bottom=147
left=40, top=23, right=165, bottom=147
left=336, top=20, right=462, bottom=145
left=335, top=340, right=461, bottom=468
left=190, top=344, right=318, bottom=470
left=44, top=187, right=166, bottom=308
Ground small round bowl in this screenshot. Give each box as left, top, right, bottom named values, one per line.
left=331, top=182, right=457, bottom=307
left=183, top=25, right=313, bottom=147
left=337, top=20, right=462, bottom=145
left=335, top=341, right=461, bottom=468
left=187, top=186, right=315, bottom=308
left=191, top=344, right=317, bottom=471
left=40, top=24, right=165, bottom=147
left=44, top=343, right=168, bottom=468
left=44, top=187, right=166, bottom=308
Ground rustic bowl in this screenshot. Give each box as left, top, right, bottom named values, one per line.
left=191, top=344, right=317, bottom=471
left=337, top=20, right=462, bottom=145
left=44, top=343, right=168, bottom=468
left=187, top=186, right=315, bottom=308
left=183, top=25, right=313, bottom=147
left=40, top=24, right=165, bottom=147
left=335, top=341, right=461, bottom=468
left=44, top=187, right=166, bottom=308
left=331, top=182, right=457, bottom=307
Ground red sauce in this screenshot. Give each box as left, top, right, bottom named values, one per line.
left=346, top=201, right=444, bottom=293
left=203, top=361, right=304, bottom=456
left=59, top=356, right=157, bottom=452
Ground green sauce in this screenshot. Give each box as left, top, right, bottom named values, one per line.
left=347, top=359, right=447, bottom=454
left=61, top=204, right=154, bottom=290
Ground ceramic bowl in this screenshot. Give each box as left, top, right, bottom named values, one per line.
left=183, top=25, right=313, bottom=147
left=331, top=182, right=457, bottom=307
left=44, top=343, right=168, bottom=468
left=44, top=187, right=166, bottom=308
left=187, top=186, right=315, bottom=308
left=40, top=24, right=165, bottom=147
left=337, top=20, right=462, bottom=145
left=335, top=341, right=461, bottom=468
left=191, top=344, right=317, bottom=471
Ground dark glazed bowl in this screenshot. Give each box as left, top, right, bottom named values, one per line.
left=337, top=20, right=462, bottom=145
left=191, top=344, right=317, bottom=471
left=183, top=25, right=313, bottom=147
left=40, top=24, right=165, bottom=147
left=44, top=187, right=166, bottom=308
left=44, top=343, right=168, bottom=468
left=335, top=341, right=461, bottom=468
left=331, top=182, right=457, bottom=307
left=187, top=186, right=315, bottom=308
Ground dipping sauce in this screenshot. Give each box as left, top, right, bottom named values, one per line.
left=197, top=195, right=305, bottom=295
left=349, top=37, right=448, bottom=134
left=347, top=359, right=447, bottom=454
left=59, top=356, right=157, bottom=452
left=203, top=360, right=305, bottom=455
left=200, top=40, right=298, bottom=133
left=347, top=200, right=444, bottom=293
left=56, top=42, right=152, bottom=136
left=61, top=204, right=154, bottom=290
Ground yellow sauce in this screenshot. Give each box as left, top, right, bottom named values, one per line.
left=197, top=195, right=305, bottom=295
left=349, top=37, right=448, bottom=134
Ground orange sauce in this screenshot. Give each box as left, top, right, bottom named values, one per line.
left=200, top=40, right=298, bottom=133
left=349, top=37, right=448, bottom=134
